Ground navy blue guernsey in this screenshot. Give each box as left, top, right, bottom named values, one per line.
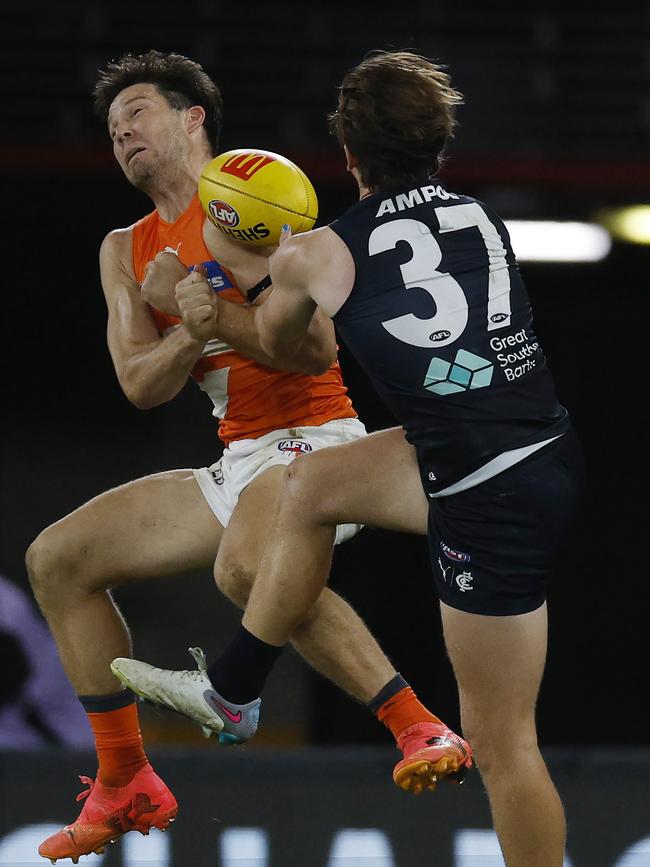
left=330, top=181, right=570, bottom=496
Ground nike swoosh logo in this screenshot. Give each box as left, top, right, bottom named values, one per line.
left=209, top=696, right=242, bottom=723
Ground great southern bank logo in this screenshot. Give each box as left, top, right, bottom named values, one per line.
left=424, top=349, right=494, bottom=395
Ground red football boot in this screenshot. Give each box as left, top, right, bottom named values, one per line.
left=38, top=763, right=177, bottom=863
left=393, top=721, right=473, bottom=795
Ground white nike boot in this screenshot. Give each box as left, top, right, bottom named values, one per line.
left=111, top=647, right=260, bottom=745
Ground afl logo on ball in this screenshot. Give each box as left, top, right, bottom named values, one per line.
left=278, top=440, right=313, bottom=454
left=440, top=541, right=471, bottom=563
left=208, top=200, right=240, bottom=227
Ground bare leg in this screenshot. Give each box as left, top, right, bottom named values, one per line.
left=216, top=428, right=470, bottom=792
left=26, top=470, right=223, bottom=695
left=242, top=428, right=428, bottom=647
left=441, top=601, right=565, bottom=867
left=26, top=443, right=417, bottom=707
left=215, top=463, right=406, bottom=702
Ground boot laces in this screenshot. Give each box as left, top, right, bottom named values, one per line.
left=75, top=776, right=95, bottom=803
left=188, top=646, right=208, bottom=671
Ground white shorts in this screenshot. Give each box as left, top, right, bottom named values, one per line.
left=193, top=417, right=368, bottom=544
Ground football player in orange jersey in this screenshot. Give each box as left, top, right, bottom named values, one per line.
left=26, top=51, right=468, bottom=863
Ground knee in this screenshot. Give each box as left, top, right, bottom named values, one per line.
left=26, top=524, right=87, bottom=605
left=26, top=529, right=60, bottom=604
left=461, top=709, right=538, bottom=778
left=214, top=559, right=255, bottom=610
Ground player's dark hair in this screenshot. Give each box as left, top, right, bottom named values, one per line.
left=328, top=50, right=463, bottom=192
left=93, top=50, right=223, bottom=154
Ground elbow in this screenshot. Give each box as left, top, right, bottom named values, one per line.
left=305, top=356, right=334, bottom=376
left=301, top=330, right=337, bottom=376
left=260, top=333, right=334, bottom=376
left=126, top=389, right=157, bottom=410
left=129, top=395, right=157, bottom=411
left=295, top=347, right=336, bottom=376
left=312, top=341, right=337, bottom=375
left=116, top=361, right=179, bottom=409
left=121, top=380, right=163, bottom=410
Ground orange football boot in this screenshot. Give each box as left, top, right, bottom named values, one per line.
left=38, top=763, right=177, bottom=863
left=393, top=721, right=473, bottom=795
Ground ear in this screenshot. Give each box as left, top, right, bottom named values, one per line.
left=186, top=105, right=206, bottom=136
left=343, top=144, right=357, bottom=172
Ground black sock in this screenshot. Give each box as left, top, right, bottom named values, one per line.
left=78, top=689, right=136, bottom=713
left=207, top=625, right=284, bottom=704
left=367, top=673, right=409, bottom=716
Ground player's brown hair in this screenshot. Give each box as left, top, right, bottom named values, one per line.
left=328, top=50, right=463, bottom=191
left=93, top=50, right=223, bottom=154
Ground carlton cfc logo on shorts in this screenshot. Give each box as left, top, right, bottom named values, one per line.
left=440, top=541, right=471, bottom=563
left=277, top=440, right=313, bottom=454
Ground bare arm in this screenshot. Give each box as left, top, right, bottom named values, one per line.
left=174, top=255, right=336, bottom=375
left=254, top=239, right=323, bottom=361
left=200, top=216, right=336, bottom=373
left=211, top=285, right=336, bottom=375
left=253, top=226, right=355, bottom=358
left=101, top=230, right=205, bottom=409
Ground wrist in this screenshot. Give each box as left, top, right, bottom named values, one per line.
left=179, top=323, right=208, bottom=352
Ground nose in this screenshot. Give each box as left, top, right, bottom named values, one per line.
left=114, top=122, right=133, bottom=145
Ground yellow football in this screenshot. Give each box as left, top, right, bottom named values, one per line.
left=198, top=148, right=318, bottom=246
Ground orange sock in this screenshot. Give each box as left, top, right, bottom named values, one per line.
left=87, top=703, right=149, bottom=787
left=376, top=686, right=442, bottom=742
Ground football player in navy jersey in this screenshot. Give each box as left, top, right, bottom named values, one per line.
left=117, top=51, right=582, bottom=866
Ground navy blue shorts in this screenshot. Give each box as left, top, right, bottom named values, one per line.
left=427, top=428, right=584, bottom=616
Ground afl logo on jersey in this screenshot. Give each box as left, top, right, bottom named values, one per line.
left=208, top=200, right=240, bottom=228
left=440, top=541, right=471, bottom=563
left=429, top=330, right=451, bottom=342
left=490, top=312, right=508, bottom=324
left=278, top=440, right=313, bottom=454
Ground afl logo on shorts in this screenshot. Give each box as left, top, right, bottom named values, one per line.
left=278, top=440, right=313, bottom=454
left=429, top=330, right=451, bottom=342
left=208, top=200, right=240, bottom=227
left=440, top=541, right=471, bottom=563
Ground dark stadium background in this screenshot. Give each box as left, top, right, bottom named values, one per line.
left=1, top=4, right=648, bottom=865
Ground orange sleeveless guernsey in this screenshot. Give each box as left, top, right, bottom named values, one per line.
left=131, top=196, right=356, bottom=445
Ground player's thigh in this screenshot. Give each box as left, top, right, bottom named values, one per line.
left=282, top=426, right=428, bottom=535
left=30, top=470, right=224, bottom=590
left=440, top=600, right=548, bottom=745
left=213, top=464, right=286, bottom=601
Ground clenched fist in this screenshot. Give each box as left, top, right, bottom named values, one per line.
left=175, top=268, right=219, bottom=343
left=141, top=250, right=189, bottom=316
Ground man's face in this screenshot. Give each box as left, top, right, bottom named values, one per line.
left=107, top=83, right=187, bottom=188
